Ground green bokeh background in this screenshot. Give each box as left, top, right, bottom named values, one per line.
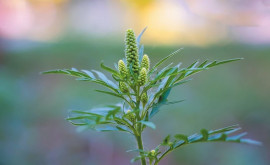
left=0, top=38, right=269, bottom=165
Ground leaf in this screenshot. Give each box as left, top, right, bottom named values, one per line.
left=100, top=62, right=120, bottom=76
left=149, top=48, right=183, bottom=74
left=131, top=156, right=143, bottom=163
left=116, top=126, right=131, bottom=133
left=173, top=58, right=243, bottom=84
left=136, top=27, right=147, bottom=47
left=174, top=134, right=188, bottom=143
left=91, top=79, right=119, bottom=93
left=161, top=135, right=171, bottom=146
left=139, top=44, right=144, bottom=62
left=41, top=69, right=69, bottom=75
left=208, top=124, right=240, bottom=135
left=138, top=121, right=156, bottom=129
left=240, top=139, right=262, bottom=145
left=126, top=149, right=146, bottom=153
left=149, top=88, right=172, bottom=118
left=70, top=110, right=104, bottom=118
left=81, top=70, right=96, bottom=79
left=41, top=69, right=92, bottom=79
left=94, top=125, right=119, bottom=132
left=208, top=58, right=243, bottom=67
left=172, top=125, right=260, bottom=149
left=201, top=129, right=209, bottom=140
left=92, top=70, right=118, bottom=89
left=95, top=90, right=124, bottom=99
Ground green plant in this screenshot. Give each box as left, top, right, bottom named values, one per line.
left=42, top=28, right=260, bottom=165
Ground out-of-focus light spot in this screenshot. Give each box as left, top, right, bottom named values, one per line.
left=0, top=0, right=33, bottom=38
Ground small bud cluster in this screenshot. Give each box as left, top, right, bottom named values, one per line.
left=119, top=82, right=129, bottom=93
left=118, top=60, right=128, bottom=78
left=125, top=29, right=140, bottom=76
left=141, top=92, right=148, bottom=106
left=141, top=54, right=150, bottom=71
left=138, top=68, right=147, bottom=86
left=150, top=150, right=156, bottom=156
left=126, top=110, right=136, bottom=123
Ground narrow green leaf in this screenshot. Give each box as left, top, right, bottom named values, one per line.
left=70, top=110, right=104, bottom=118
left=126, top=149, right=146, bottom=153
left=208, top=124, right=240, bottom=135
left=136, top=27, right=147, bottom=46
left=240, top=139, right=262, bottom=145
left=150, top=48, right=183, bottom=74
left=139, top=44, right=144, bottom=62
left=100, top=62, right=120, bottom=76
left=81, top=69, right=96, bottom=79
left=92, top=70, right=118, bottom=89
left=211, top=58, right=243, bottom=67
left=138, top=121, right=156, bottom=129
left=95, top=90, right=124, bottom=99
left=94, top=125, right=119, bottom=132
left=131, top=156, right=143, bottom=163
left=41, top=69, right=69, bottom=75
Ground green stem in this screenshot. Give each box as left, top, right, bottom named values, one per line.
left=135, top=132, right=147, bottom=165
left=154, top=149, right=172, bottom=165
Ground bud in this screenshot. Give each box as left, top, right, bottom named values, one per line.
left=137, top=67, right=147, bottom=86
left=118, top=60, right=128, bottom=78
left=119, top=82, right=129, bottom=93
left=125, top=29, right=140, bottom=76
left=141, top=54, right=150, bottom=71
left=150, top=150, right=156, bottom=156
left=141, top=92, right=148, bottom=107
left=126, top=110, right=136, bottom=123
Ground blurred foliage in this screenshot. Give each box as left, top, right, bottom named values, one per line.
left=0, top=39, right=270, bottom=165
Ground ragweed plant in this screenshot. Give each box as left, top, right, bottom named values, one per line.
left=42, top=28, right=260, bottom=165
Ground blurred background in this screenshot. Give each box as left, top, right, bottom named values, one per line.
left=0, top=0, right=269, bottom=165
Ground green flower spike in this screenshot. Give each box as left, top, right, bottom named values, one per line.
left=119, top=82, right=129, bottom=93
left=118, top=60, right=128, bottom=78
left=138, top=67, right=147, bottom=86
left=125, top=29, right=140, bottom=76
left=141, top=92, right=148, bottom=107
left=141, top=54, right=150, bottom=71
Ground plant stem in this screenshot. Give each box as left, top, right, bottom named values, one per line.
left=135, top=129, right=146, bottom=165
left=154, top=149, right=172, bottom=165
